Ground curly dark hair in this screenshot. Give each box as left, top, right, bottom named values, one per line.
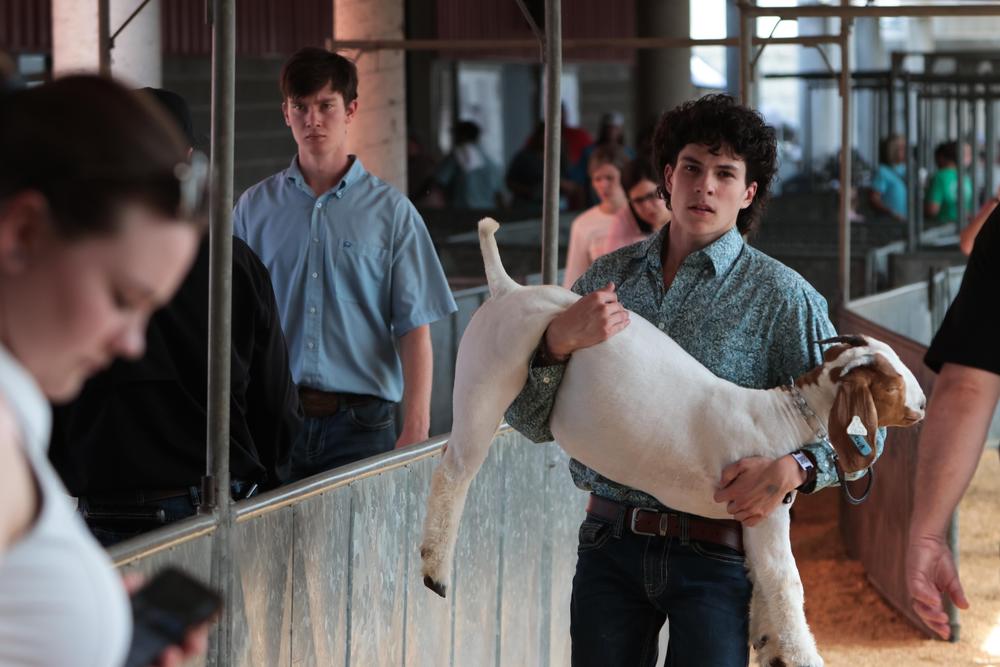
left=652, top=94, right=777, bottom=235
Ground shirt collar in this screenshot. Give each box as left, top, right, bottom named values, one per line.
left=640, top=224, right=744, bottom=276
left=285, top=154, right=366, bottom=197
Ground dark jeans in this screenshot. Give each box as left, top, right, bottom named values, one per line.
left=283, top=399, right=397, bottom=483
left=571, top=509, right=752, bottom=667
left=81, top=481, right=257, bottom=547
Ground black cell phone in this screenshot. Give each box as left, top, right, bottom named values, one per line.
left=121, top=567, right=222, bottom=667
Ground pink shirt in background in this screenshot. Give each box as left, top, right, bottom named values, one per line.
left=598, top=207, right=649, bottom=257
left=562, top=205, right=619, bottom=288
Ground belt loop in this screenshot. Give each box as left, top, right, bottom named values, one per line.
left=612, top=504, right=626, bottom=539
left=679, top=514, right=690, bottom=546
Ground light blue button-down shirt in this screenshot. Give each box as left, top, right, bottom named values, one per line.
left=234, top=156, right=457, bottom=402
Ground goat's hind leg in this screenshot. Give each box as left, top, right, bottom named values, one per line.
left=420, top=348, right=526, bottom=597
left=744, top=507, right=823, bottom=667
left=419, top=420, right=496, bottom=597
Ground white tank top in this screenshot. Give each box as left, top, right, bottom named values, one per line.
left=0, top=344, right=131, bottom=666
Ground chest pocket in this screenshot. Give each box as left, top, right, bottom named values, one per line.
left=333, top=238, right=390, bottom=303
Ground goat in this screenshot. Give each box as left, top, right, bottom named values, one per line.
left=420, top=218, right=926, bottom=667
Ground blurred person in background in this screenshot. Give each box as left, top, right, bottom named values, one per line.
left=572, top=111, right=636, bottom=207
left=926, top=141, right=973, bottom=226
left=597, top=156, right=671, bottom=255
left=432, top=120, right=504, bottom=209
left=506, top=121, right=578, bottom=213
left=562, top=144, right=630, bottom=287
left=869, top=134, right=908, bottom=222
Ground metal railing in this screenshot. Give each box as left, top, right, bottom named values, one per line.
left=112, top=429, right=587, bottom=666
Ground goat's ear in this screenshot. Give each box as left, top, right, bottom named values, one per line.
left=828, top=375, right=879, bottom=474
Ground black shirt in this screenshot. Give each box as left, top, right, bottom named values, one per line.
left=925, top=208, right=1000, bottom=376
left=49, top=236, right=303, bottom=494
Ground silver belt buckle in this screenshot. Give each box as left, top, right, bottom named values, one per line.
left=630, top=507, right=663, bottom=537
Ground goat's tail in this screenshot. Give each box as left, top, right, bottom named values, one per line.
left=478, top=218, right=520, bottom=298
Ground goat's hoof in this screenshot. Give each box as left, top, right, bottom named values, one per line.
left=768, top=660, right=787, bottom=667
left=423, top=575, right=447, bottom=598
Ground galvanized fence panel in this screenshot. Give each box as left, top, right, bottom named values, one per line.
left=497, top=436, right=548, bottom=666
left=402, top=457, right=451, bottom=667
left=290, top=486, right=351, bottom=667
left=110, top=433, right=586, bottom=667
left=452, top=438, right=504, bottom=667
left=348, top=468, right=410, bottom=667
left=231, top=509, right=294, bottom=667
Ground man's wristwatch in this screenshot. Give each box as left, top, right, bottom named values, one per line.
left=791, top=450, right=817, bottom=490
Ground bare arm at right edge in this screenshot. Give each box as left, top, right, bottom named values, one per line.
left=503, top=282, right=630, bottom=442
left=906, top=362, right=1000, bottom=639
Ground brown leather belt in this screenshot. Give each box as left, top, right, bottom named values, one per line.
left=586, top=495, right=744, bottom=553
left=298, top=386, right=383, bottom=418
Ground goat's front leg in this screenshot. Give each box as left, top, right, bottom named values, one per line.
left=743, top=506, right=823, bottom=667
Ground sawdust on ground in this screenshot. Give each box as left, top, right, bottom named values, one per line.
left=790, top=449, right=1000, bottom=667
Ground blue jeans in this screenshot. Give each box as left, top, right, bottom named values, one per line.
left=571, top=509, right=751, bottom=667
left=283, top=399, right=397, bottom=483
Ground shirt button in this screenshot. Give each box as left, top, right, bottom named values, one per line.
left=315, top=202, right=322, bottom=209
left=307, top=341, right=314, bottom=349
left=309, top=307, right=316, bottom=314
left=311, top=272, right=318, bottom=278
left=542, top=375, right=551, bottom=384
left=657, top=322, right=665, bottom=330
left=313, top=237, right=320, bottom=243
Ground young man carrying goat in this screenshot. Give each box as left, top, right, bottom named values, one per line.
left=420, top=95, right=925, bottom=667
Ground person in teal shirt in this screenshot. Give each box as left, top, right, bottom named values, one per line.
left=926, top=141, right=973, bottom=225
left=869, top=134, right=908, bottom=221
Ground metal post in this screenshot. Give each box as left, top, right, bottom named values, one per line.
left=970, top=95, right=979, bottom=206
left=957, top=92, right=966, bottom=229
left=97, top=0, right=110, bottom=76
left=838, top=7, right=853, bottom=306
left=206, top=0, right=235, bottom=664
left=918, top=93, right=928, bottom=243
left=739, top=2, right=754, bottom=106
left=904, top=74, right=916, bottom=250
left=541, top=0, right=561, bottom=284
left=986, top=99, right=996, bottom=200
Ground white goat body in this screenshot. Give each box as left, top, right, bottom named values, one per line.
left=421, top=218, right=925, bottom=667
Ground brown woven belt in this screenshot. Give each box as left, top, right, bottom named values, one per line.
left=586, top=495, right=744, bottom=553
left=298, top=386, right=383, bottom=418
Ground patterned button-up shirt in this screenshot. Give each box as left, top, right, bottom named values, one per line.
left=505, top=225, right=883, bottom=509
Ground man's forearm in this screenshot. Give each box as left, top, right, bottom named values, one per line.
left=911, top=363, right=1000, bottom=539
left=399, top=324, right=433, bottom=437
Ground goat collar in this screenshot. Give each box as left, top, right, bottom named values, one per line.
left=787, top=379, right=829, bottom=443
left=786, top=379, right=874, bottom=505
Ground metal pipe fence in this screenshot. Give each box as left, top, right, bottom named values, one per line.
left=112, top=430, right=587, bottom=667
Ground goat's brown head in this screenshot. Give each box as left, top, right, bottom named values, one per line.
left=818, top=335, right=926, bottom=474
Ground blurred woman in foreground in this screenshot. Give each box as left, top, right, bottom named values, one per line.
left=0, top=75, right=204, bottom=666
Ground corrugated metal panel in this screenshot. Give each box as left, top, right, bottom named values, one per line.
left=435, top=0, right=634, bottom=62
left=162, top=0, right=331, bottom=57
left=1, top=0, right=52, bottom=53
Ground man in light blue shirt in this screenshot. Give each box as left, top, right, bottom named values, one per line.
left=234, top=47, right=456, bottom=481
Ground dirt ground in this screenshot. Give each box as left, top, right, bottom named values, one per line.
left=789, top=449, right=1000, bottom=666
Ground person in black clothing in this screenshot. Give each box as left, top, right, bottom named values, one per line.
left=906, top=207, right=1000, bottom=639
left=49, top=89, right=302, bottom=545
